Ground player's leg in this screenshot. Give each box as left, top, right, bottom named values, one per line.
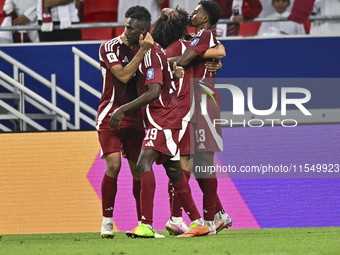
left=166, top=122, right=193, bottom=235
left=127, top=159, right=141, bottom=221
left=101, top=152, right=121, bottom=238
left=166, top=155, right=191, bottom=235
left=98, top=129, right=123, bottom=239
left=163, top=159, right=210, bottom=237
left=125, top=149, right=160, bottom=238
left=194, top=94, right=232, bottom=234
left=194, top=151, right=219, bottom=234
left=194, top=151, right=232, bottom=233
left=122, top=128, right=144, bottom=225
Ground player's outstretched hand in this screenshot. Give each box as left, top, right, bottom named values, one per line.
left=173, top=62, right=184, bottom=79
left=139, top=33, right=154, bottom=52
left=109, top=108, right=125, bottom=130
left=205, top=60, right=222, bottom=73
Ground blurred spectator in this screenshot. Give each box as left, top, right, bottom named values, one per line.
left=0, top=0, right=39, bottom=43
left=169, top=0, right=197, bottom=14
left=310, top=0, right=340, bottom=35
left=257, top=0, right=305, bottom=36
left=36, top=0, right=81, bottom=42
left=118, top=0, right=165, bottom=24
left=258, top=0, right=294, bottom=18
left=213, top=0, right=262, bottom=36
left=75, top=0, right=83, bottom=22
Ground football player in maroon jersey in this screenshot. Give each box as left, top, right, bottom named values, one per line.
left=109, top=11, right=210, bottom=238
left=97, top=6, right=154, bottom=239
left=164, top=1, right=233, bottom=234
left=151, top=5, right=231, bottom=235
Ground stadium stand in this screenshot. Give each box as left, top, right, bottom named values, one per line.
left=81, top=0, right=119, bottom=40
left=0, top=0, right=6, bottom=25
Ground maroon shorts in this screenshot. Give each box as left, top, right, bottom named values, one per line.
left=194, top=96, right=223, bottom=152
left=141, top=128, right=180, bottom=165
left=97, top=127, right=145, bottom=162
left=178, top=120, right=194, bottom=155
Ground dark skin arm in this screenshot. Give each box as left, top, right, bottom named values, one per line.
left=109, top=83, right=161, bottom=130
left=110, top=33, right=154, bottom=84
left=168, top=51, right=223, bottom=73
left=170, top=42, right=226, bottom=68
left=205, top=60, right=222, bottom=73
left=168, top=49, right=199, bottom=68
left=160, top=8, right=179, bottom=19
left=204, top=43, right=226, bottom=59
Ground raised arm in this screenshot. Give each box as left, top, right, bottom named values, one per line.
left=110, top=33, right=154, bottom=84
left=203, top=42, right=226, bottom=59
left=171, top=49, right=199, bottom=68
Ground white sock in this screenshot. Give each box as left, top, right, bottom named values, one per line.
left=138, top=221, right=141, bottom=225
left=205, top=220, right=216, bottom=229
left=170, top=216, right=183, bottom=224
left=145, top=224, right=153, bottom=230
left=102, top=217, right=113, bottom=225
left=192, top=218, right=204, bottom=226
left=214, top=210, right=227, bottom=221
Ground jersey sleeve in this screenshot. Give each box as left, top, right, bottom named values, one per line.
left=142, top=48, right=164, bottom=87
left=186, top=29, right=217, bottom=58
left=99, top=42, right=123, bottom=70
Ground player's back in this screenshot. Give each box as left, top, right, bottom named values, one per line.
left=97, top=36, right=143, bottom=130
left=137, top=43, right=181, bottom=130
left=166, top=40, right=195, bottom=121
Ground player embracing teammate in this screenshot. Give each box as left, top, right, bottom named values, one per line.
left=96, top=1, right=231, bottom=239
left=152, top=1, right=232, bottom=235
left=109, top=11, right=211, bottom=238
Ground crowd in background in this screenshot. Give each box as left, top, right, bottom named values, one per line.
left=0, top=0, right=339, bottom=43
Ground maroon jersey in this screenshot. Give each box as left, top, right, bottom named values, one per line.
left=166, top=40, right=195, bottom=122
left=137, top=43, right=181, bottom=130
left=186, top=29, right=218, bottom=81
left=96, top=36, right=143, bottom=130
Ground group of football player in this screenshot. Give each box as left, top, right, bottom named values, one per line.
left=96, top=0, right=232, bottom=239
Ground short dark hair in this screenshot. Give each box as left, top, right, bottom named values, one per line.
left=125, top=5, right=151, bottom=20
left=129, top=12, right=152, bottom=31
left=198, top=0, right=221, bottom=26
left=151, top=7, right=189, bottom=48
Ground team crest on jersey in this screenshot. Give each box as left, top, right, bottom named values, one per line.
left=189, top=38, right=200, bottom=46
left=147, top=68, right=154, bottom=80
left=106, top=53, right=118, bottom=63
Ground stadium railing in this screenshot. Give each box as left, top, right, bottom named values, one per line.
left=0, top=48, right=101, bottom=132
left=72, top=47, right=101, bottom=129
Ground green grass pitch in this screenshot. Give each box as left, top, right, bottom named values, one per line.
left=1, top=227, right=339, bottom=255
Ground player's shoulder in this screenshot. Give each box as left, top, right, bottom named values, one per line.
left=195, top=29, right=214, bottom=38
left=165, top=40, right=181, bottom=56
left=166, top=40, right=187, bottom=57
left=150, top=43, right=166, bottom=57
left=152, top=42, right=163, bottom=52
left=100, top=36, right=123, bottom=53
left=142, top=43, right=166, bottom=68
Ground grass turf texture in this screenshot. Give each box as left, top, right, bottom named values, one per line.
left=0, top=227, right=339, bottom=255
